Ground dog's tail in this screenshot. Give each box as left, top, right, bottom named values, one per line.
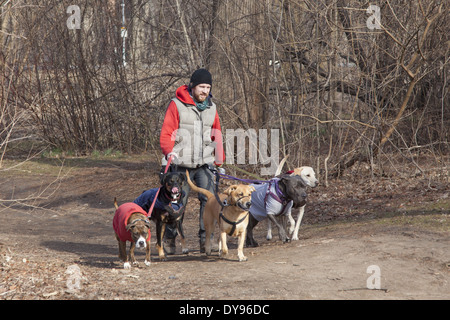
left=274, top=154, right=289, bottom=176
left=185, top=170, right=215, bottom=200
left=114, top=197, right=119, bottom=210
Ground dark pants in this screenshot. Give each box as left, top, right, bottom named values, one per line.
left=164, top=165, right=215, bottom=241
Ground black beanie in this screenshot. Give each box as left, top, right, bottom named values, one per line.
left=189, top=68, right=212, bottom=89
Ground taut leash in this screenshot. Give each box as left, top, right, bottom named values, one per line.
left=147, top=155, right=173, bottom=218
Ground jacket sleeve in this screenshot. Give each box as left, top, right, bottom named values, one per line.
left=211, top=111, right=225, bottom=166
left=160, top=101, right=180, bottom=156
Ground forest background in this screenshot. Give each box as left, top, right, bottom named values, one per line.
left=1, top=0, right=448, bottom=181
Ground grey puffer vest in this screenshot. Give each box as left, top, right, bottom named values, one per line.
left=171, top=97, right=218, bottom=168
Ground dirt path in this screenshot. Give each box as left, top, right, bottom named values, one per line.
left=1, top=155, right=449, bottom=301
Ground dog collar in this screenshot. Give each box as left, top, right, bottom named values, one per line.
left=128, top=218, right=150, bottom=225
left=161, top=188, right=184, bottom=203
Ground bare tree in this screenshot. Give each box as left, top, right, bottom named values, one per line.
left=1, top=0, right=448, bottom=181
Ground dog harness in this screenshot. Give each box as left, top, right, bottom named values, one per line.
left=219, top=211, right=249, bottom=236
left=218, top=195, right=251, bottom=236
left=113, top=202, right=151, bottom=242
left=249, top=179, right=293, bottom=222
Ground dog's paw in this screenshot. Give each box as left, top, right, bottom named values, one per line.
left=238, top=255, right=248, bottom=262
left=144, top=259, right=151, bottom=267
left=219, top=250, right=228, bottom=259
left=159, top=255, right=167, bottom=261
left=123, top=262, right=131, bottom=269
left=245, top=240, right=259, bottom=248
left=266, top=233, right=272, bottom=241
left=291, top=236, right=299, bottom=241
left=182, top=248, right=189, bottom=254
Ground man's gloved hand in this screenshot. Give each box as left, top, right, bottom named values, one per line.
left=209, top=164, right=225, bottom=175
left=167, top=152, right=179, bottom=164
left=217, top=166, right=225, bottom=175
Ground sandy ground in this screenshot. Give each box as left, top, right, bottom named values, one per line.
left=1, top=155, right=449, bottom=302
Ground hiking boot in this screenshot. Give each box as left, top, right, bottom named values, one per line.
left=164, top=238, right=176, bottom=255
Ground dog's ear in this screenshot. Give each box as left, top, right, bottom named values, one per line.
left=223, top=185, right=238, bottom=195
left=160, top=172, right=168, bottom=185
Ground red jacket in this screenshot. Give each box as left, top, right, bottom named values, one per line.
left=113, top=203, right=151, bottom=242
left=160, top=85, right=225, bottom=165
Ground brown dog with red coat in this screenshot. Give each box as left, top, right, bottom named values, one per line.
left=113, top=198, right=151, bottom=269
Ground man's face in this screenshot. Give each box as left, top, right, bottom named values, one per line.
left=191, top=84, right=211, bottom=102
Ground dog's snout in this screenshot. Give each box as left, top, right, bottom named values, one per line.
left=237, top=200, right=252, bottom=210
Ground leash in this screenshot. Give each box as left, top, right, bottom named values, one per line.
left=147, top=155, right=174, bottom=218
left=217, top=172, right=271, bottom=185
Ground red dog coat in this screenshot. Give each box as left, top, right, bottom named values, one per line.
left=113, top=202, right=151, bottom=242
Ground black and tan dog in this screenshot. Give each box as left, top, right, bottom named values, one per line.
left=186, top=170, right=255, bottom=262
left=134, top=172, right=187, bottom=261
left=113, top=198, right=151, bottom=269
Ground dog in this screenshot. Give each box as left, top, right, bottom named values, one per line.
left=266, top=166, right=319, bottom=241
left=288, top=166, right=318, bottom=240
left=186, top=170, right=255, bottom=262
left=246, top=175, right=308, bottom=247
left=113, top=198, right=151, bottom=269
left=134, top=172, right=187, bottom=261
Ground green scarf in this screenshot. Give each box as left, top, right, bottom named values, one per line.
left=195, top=98, right=209, bottom=111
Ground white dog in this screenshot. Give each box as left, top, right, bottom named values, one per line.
left=266, top=164, right=318, bottom=241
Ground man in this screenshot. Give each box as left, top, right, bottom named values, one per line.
left=160, top=68, right=225, bottom=253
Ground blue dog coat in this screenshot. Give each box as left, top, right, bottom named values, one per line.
left=249, top=181, right=293, bottom=222
left=133, top=188, right=184, bottom=214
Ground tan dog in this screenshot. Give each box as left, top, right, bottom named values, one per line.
left=113, top=198, right=151, bottom=269
left=186, top=171, right=255, bottom=262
